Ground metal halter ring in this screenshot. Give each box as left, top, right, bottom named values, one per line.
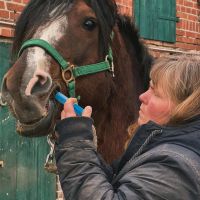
left=0, top=92, right=7, bottom=107
left=61, top=65, right=75, bottom=84
left=105, top=55, right=115, bottom=77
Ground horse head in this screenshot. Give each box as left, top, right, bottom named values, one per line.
left=2, top=0, right=117, bottom=135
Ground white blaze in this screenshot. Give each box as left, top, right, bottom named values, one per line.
left=23, top=12, right=68, bottom=96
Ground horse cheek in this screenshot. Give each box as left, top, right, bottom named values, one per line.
left=76, top=73, right=112, bottom=109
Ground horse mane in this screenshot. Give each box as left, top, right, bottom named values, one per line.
left=117, top=15, right=153, bottom=90
left=12, top=0, right=117, bottom=59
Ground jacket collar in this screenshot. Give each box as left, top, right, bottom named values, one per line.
left=146, top=114, right=200, bottom=132
left=114, top=115, right=200, bottom=174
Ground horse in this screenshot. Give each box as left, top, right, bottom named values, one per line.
left=1, top=0, right=152, bottom=163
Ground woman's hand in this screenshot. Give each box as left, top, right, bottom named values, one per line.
left=61, top=98, right=92, bottom=119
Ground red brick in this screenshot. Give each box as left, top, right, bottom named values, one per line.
left=178, top=19, right=187, bottom=29
left=196, top=45, right=200, bottom=51
left=10, top=11, right=20, bottom=22
left=188, top=14, right=197, bottom=21
left=195, top=39, right=200, bottom=45
left=177, top=5, right=181, bottom=11
left=196, top=23, right=200, bottom=33
left=176, top=29, right=185, bottom=36
left=184, top=1, right=194, bottom=7
left=191, top=9, right=197, bottom=15
left=0, top=28, right=13, bottom=38
left=0, top=1, right=5, bottom=9
left=176, top=42, right=196, bottom=50
left=177, top=36, right=194, bottom=44
left=23, top=0, right=30, bottom=3
left=116, top=0, right=123, bottom=4
left=185, top=31, right=197, bottom=38
left=11, top=29, right=15, bottom=36
left=177, top=0, right=184, bottom=5
left=13, top=0, right=22, bottom=3
left=181, top=6, right=186, bottom=12
left=186, top=7, right=192, bottom=13
left=6, top=2, right=25, bottom=12
left=0, top=10, right=9, bottom=19
left=177, top=12, right=188, bottom=19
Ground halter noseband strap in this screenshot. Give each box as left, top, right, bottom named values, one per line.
left=18, top=39, right=69, bottom=70
left=18, top=38, right=114, bottom=98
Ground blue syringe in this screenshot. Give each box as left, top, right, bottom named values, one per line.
left=55, top=92, right=83, bottom=116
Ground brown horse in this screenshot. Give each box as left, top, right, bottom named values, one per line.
left=1, top=0, right=152, bottom=163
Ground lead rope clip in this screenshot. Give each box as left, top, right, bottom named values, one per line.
left=44, top=135, right=57, bottom=173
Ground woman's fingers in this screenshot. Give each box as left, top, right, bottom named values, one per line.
left=61, top=98, right=77, bottom=119
left=61, top=110, right=66, bottom=119
left=82, top=106, right=92, bottom=117
left=61, top=98, right=92, bottom=119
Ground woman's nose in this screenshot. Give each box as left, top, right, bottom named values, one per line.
left=139, top=89, right=149, bottom=104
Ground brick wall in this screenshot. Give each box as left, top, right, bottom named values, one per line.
left=116, top=0, right=133, bottom=15
left=0, top=0, right=28, bottom=39
left=176, top=0, right=200, bottom=50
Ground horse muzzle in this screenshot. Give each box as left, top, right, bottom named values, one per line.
left=16, top=101, right=57, bottom=137
left=1, top=73, right=60, bottom=137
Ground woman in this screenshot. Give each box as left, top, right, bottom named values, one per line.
left=55, top=54, right=200, bottom=200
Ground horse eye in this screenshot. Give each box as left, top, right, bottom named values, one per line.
left=83, top=19, right=96, bottom=31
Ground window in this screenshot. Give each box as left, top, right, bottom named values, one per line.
left=134, top=0, right=178, bottom=43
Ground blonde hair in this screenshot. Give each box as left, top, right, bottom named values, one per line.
left=126, top=54, right=200, bottom=149
left=150, top=54, right=200, bottom=125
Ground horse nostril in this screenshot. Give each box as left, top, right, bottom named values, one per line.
left=32, top=75, right=52, bottom=95
left=25, top=71, right=52, bottom=96
left=37, top=74, right=47, bottom=85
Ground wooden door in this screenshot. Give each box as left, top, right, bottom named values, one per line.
left=0, top=42, right=56, bottom=200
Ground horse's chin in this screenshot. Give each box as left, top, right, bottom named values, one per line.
left=16, top=101, right=58, bottom=137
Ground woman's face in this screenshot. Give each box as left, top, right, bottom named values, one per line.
left=138, top=81, right=176, bottom=126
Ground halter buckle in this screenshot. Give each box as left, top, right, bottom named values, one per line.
left=62, top=65, right=75, bottom=84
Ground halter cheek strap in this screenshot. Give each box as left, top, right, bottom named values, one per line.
left=18, top=38, right=114, bottom=98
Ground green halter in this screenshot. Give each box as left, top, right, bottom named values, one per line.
left=18, top=39, right=114, bottom=97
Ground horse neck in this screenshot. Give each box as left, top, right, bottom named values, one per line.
left=94, top=25, right=142, bottom=139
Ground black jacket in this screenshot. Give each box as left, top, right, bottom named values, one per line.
left=55, top=116, right=200, bottom=200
